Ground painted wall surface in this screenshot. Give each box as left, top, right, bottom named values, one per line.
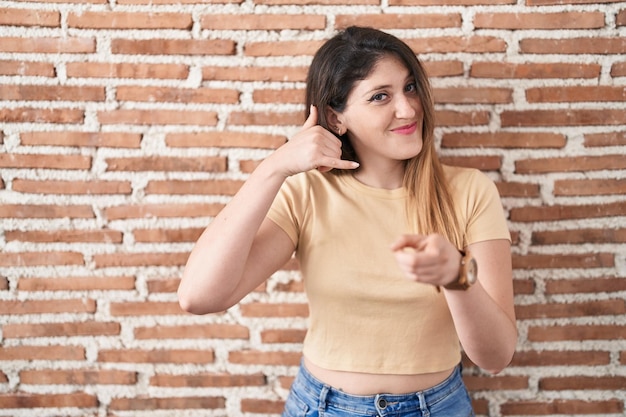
left=0, top=0, right=625, bottom=416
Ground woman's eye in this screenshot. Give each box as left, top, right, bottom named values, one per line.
left=405, top=82, right=417, bottom=93
left=369, top=93, right=387, bottom=102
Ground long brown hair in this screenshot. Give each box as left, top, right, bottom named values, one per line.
left=305, top=26, right=462, bottom=247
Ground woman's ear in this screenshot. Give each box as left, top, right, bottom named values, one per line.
left=324, top=106, right=346, bottom=136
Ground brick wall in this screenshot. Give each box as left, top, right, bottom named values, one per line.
left=1, top=0, right=625, bottom=416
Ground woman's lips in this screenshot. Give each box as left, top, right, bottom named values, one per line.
left=391, top=122, right=418, bottom=135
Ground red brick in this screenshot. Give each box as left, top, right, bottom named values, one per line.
left=435, top=110, right=490, bottom=126
left=3, top=321, right=120, bottom=338
left=66, top=62, right=188, bottom=79
left=18, top=276, right=134, bottom=291
left=253, top=88, right=304, bottom=104
left=150, top=373, right=265, bottom=387
left=112, top=38, right=235, bottom=55
left=202, top=14, right=326, bottom=30
left=0, top=345, right=85, bottom=360
left=0, top=107, right=84, bottom=124
left=496, top=181, right=540, bottom=198
left=513, top=279, right=535, bottom=295
left=5, top=229, right=122, bottom=243
left=12, top=179, right=131, bottom=195
left=0, top=8, right=60, bottom=27
left=406, top=36, right=507, bottom=53
left=528, top=324, right=626, bottom=341
left=0, top=153, right=90, bottom=170
left=501, top=399, right=623, bottom=415
left=0, top=37, right=95, bottom=53
left=109, top=396, right=224, bottom=411
left=520, top=37, right=626, bottom=54
left=166, top=131, right=286, bottom=149
left=474, top=12, right=604, bottom=29
left=116, top=86, right=239, bottom=104
left=20, top=131, right=142, bottom=148
left=533, top=228, right=626, bottom=245
left=516, top=155, right=626, bottom=173
left=257, top=0, right=375, bottom=3
left=133, top=227, right=203, bottom=243
left=98, top=109, right=218, bottom=126
left=261, top=329, right=306, bottom=344
left=439, top=155, right=502, bottom=171
left=513, top=253, right=614, bottom=269
left=98, top=349, right=213, bottom=364
left=119, top=0, right=242, bottom=3
left=390, top=0, right=514, bottom=3
left=611, top=61, right=626, bottom=76
left=470, top=62, right=601, bottom=79
left=245, top=40, right=324, bottom=57
left=434, top=87, right=512, bottom=104
left=510, top=202, right=626, bottom=222
left=68, top=11, right=192, bottom=29
left=0, top=84, right=104, bottom=101
left=94, top=253, right=188, bottom=268
left=540, top=375, right=626, bottom=390
left=0, top=251, right=84, bottom=267
left=617, top=9, right=626, bottom=26
left=105, top=156, right=227, bottom=172
left=545, top=277, right=626, bottom=294
left=336, top=13, right=461, bottom=29
left=501, top=109, right=626, bottom=127
left=134, top=323, right=249, bottom=340
left=526, top=86, right=626, bottom=102
left=20, top=369, right=137, bottom=385
left=145, top=179, right=243, bottom=195
left=515, top=299, right=624, bottom=319
left=424, top=60, right=465, bottom=77
left=109, top=301, right=185, bottom=316
left=0, top=60, right=56, bottom=76
left=103, top=202, right=223, bottom=220
left=0, top=204, right=94, bottom=219
left=441, top=132, right=565, bottom=148
left=511, top=350, right=610, bottom=367
left=146, top=277, right=180, bottom=293
left=0, top=392, right=98, bottom=409
left=585, top=131, right=626, bottom=147
left=0, top=299, right=96, bottom=315
left=464, top=375, right=528, bottom=390
left=228, top=110, right=302, bottom=126
left=203, top=65, right=307, bottom=82
left=555, top=178, right=626, bottom=196
left=527, top=0, right=624, bottom=5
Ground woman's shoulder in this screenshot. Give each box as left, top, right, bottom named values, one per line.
left=442, top=164, right=493, bottom=189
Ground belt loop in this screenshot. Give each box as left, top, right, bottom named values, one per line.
left=418, top=392, right=429, bottom=417
left=318, top=384, right=330, bottom=413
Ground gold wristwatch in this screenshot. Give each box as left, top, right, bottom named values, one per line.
left=444, top=250, right=477, bottom=291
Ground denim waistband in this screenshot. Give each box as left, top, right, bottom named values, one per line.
left=291, top=361, right=464, bottom=416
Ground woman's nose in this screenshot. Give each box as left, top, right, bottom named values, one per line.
left=395, top=95, right=417, bottom=119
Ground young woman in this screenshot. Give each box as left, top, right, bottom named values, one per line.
left=179, top=26, right=517, bottom=417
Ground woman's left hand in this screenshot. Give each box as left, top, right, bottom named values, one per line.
left=390, top=234, right=462, bottom=287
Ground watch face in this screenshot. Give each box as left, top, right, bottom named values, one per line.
left=467, top=257, right=478, bottom=284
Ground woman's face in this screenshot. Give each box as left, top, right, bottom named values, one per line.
left=331, top=55, right=424, bottom=168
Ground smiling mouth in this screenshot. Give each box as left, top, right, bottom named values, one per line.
left=391, top=122, right=418, bottom=135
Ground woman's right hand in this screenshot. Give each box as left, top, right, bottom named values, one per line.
left=269, top=105, right=359, bottom=177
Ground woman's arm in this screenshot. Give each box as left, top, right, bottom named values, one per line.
left=391, top=236, right=517, bottom=374
left=178, top=107, right=359, bottom=315
left=443, top=239, right=517, bottom=374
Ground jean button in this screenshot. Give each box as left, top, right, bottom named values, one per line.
left=377, top=398, right=387, bottom=409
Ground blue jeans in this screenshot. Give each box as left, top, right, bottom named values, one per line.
left=283, top=361, right=475, bottom=417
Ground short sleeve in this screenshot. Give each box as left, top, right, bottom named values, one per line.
left=267, top=173, right=308, bottom=248
left=448, top=167, right=511, bottom=247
